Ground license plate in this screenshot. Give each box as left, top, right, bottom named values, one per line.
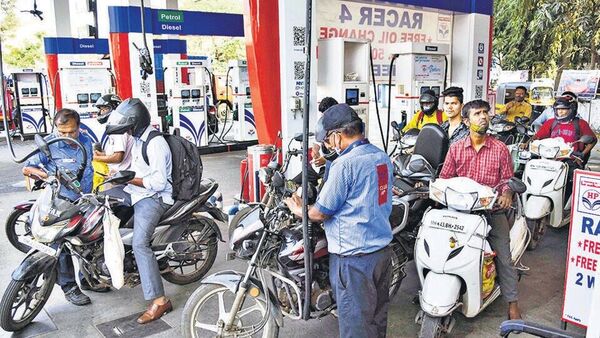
left=18, top=236, right=57, bottom=256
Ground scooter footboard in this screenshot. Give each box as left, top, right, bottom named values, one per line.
left=420, top=272, right=461, bottom=317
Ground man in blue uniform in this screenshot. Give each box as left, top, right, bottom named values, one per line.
left=285, top=103, right=394, bottom=337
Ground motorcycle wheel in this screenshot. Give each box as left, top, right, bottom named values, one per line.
left=388, top=241, right=408, bottom=299
left=0, top=268, right=57, bottom=332
left=526, top=218, right=544, bottom=251
left=419, top=314, right=444, bottom=338
left=182, top=283, right=279, bottom=338
left=161, top=218, right=218, bottom=285
left=5, top=209, right=32, bottom=253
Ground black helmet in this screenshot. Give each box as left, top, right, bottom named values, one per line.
left=553, top=96, right=577, bottom=122
left=419, top=90, right=438, bottom=115
left=94, top=94, right=122, bottom=124
left=105, top=98, right=150, bottom=137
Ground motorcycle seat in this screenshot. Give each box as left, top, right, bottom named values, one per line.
left=158, top=178, right=218, bottom=225
left=413, top=124, right=449, bottom=173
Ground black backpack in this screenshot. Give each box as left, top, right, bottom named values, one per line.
left=142, top=131, right=203, bottom=201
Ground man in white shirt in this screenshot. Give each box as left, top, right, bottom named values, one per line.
left=104, top=98, right=174, bottom=324
left=93, top=94, right=134, bottom=174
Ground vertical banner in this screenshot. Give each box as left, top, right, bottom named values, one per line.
left=562, top=169, right=600, bottom=327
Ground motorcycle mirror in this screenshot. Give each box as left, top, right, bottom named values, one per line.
left=515, top=116, right=530, bottom=125
left=293, top=132, right=314, bottom=142
left=508, top=177, right=527, bottom=194
left=34, top=134, right=51, bottom=158
left=578, top=135, right=595, bottom=145
left=271, top=171, right=285, bottom=188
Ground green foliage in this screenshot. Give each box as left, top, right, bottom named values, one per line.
left=0, top=0, right=18, bottom=40
left=493, top=0, right=600, bottom=79
left=4, top=33, right=43, bottom=68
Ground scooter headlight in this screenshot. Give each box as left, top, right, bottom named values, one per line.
left=430, top=184, right=445, bottom=204
left=519, top=150, right=531, bottom=160
left=445, top=187, right=478, bottom=211
left=538, top=145, right=560, bottom=159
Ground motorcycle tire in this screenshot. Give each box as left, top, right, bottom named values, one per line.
left=161, top=219, right=218, bottom=285
left=526, top=218, right=544, bottom=251
left=419, top=314, right=444, bottom=338
left=0, top=268, right=57, bottom=332
left=181, top=283, right=279, bottom=338
left=5, top=208, right=32, bottom=253
left=388, top=241, right=408, bottom=299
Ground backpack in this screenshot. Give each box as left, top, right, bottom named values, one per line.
left=550, top=117, right=580, bottom=141
left=418, top=109, right=444, bottom=126
left=142, top=131, right=204, bottom=201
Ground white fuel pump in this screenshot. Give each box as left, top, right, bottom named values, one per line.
left=58, top=59, right=113, bottom=145
left=163, top=59, right=214, bottom=147
left=391, top=42, right=450, bottom=123
left=10, top=70, right=50, bottom=136
left=318, top=38, right=371, bottom=136
left=221, top=60, right=257, bottom=142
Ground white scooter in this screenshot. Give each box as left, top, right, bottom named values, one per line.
left=522, top=135, right=595, bottom=250
left=414, top=177, right=530, bottom=337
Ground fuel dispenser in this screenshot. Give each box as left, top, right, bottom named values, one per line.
left=163, top=58, right=213, bottom=147
left=318, top=38, right=371, bottom=136
left=222, top=60, right=257, bottom=142
left=57, top=59, right=113, bottom=145
left=10, top=70, right=50, bottom=136
left=391, top=42, right=450, bottom=122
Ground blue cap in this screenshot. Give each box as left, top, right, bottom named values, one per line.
left=315, top=104, right=362, bottom=142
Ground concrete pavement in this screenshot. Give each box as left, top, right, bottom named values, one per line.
left=0, top=139, right=595, bottom=337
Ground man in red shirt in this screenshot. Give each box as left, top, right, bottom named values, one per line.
left=440, top=99, right=521, bottom=320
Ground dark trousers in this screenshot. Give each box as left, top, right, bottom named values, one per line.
left=55, top=245, right=76, bottom=292
left=489, top=212, right=519, bottom=303
left=329, top=247, right=392, bottom=338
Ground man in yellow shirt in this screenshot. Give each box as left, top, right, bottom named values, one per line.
left=403, top=90, right=447, bottom=131
left=499, top=86, right=532, bottom=122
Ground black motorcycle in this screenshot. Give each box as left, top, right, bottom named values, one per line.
left=180, top=141, right=406, bottom=337
left=0, top=135, right=225, bottom=332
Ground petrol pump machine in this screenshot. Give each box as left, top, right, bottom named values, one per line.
left=392, top=42, right=450, bottom=122
left=318, top=38, right=371, bottom=137
left=163, top=59, right=212, bottom=147
left=10, top=70, right=50, bottom=136
left=223, top=59, right=257, bottom=142
left=58, top=59, right=113, bottom=145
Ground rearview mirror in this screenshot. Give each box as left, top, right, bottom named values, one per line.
left=106, top=170, right=136, bottom=186
left=579, top=135, right=595, bottom=145
left=34, top=134, right=51, bottom=158
left=508, top=177, right=527, bottom=194
left=293, top=132, right=314, bottom=142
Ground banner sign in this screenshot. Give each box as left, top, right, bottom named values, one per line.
left=316, top=1, right=453, bottom=80
left=562, top=169, right=600, bottom=327
left=557, top=70, right=600, bottom=100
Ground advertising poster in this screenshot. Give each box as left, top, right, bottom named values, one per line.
left=557, top=70, right=600, bottom=100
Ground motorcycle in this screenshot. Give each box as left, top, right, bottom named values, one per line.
left=181, top=141, right=406, bottom=337
left=5, top=179, right=46, bottom=253
left=522, top=135, right=595, bottom=250
left=0, top=135, right=225, bottom=332
left=414, top=176, right=530, bottom=337
left=489, top=115, right=531, bottom=145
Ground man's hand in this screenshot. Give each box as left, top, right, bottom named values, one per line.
left=311, top=144, right=326, bottom=167
left=496, top=191, right=513, bottom=210
left=284, top=193, right=303, bottom=218
left=22, top=167, right=47, bottom=180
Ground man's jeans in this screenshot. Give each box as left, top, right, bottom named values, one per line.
left=106, top=187, right=170, bottom=300
left=329, top=247, right=392, bottom=338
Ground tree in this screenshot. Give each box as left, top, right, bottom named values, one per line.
left=4, top=32, right=43, bottom=68
left=0, top=0, right=18, bottom=40
left=493, top=0, right=600, bottom=80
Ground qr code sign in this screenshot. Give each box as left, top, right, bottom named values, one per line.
left=475, top=85, right=483, bottom=99
left=140, top=81, right=151, bottom=94
left=294, top=61, right=305, bottom=80
left=293, top=26, right=305, bottom=46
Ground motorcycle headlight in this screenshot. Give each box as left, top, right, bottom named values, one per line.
left=445, top=187, right=479, bottom=211
left=503, top=125, right=514, bottom=132
left=258, top=168, right=272, bottom=185
left=32, top=219, right=69, bottom=243
left=430, top=185, right=445, bottom=204
left=538, top=145, right=559, bottom=159
left=519, top=151, right=531, bottom=160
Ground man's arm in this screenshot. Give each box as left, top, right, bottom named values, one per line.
left=22, top=152, right=48, bottom=179
left=496, top=146, right=515, bottom=209
left=132, top=137, right=170, bottom=191
left=285, top=194, right=328, bottom=222
left=439, top=145, right=457, bottom=179
left=524, top=103, right=533, bottom=119
left=94, top=151, right=125, bottom=164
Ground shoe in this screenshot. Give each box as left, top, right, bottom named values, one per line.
left=64, top=286, right=91, bottom=306
left=137, top=300, right=173, bottom=324
left=80, top=279, right=111, bottom=293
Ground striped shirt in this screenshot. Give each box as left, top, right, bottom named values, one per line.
left=315, top=139, right=393, bottom=256
left=440, top=135, right=514, bottom=195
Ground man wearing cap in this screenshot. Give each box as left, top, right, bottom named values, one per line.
left=285, top=103, right=394, bottom=338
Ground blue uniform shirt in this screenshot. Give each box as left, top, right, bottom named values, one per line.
left=25, top=132, right=94, bottom=201
left=315, top=139, right=393, bottom=256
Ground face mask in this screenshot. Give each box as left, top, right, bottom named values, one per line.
left=469, top=123, right=488, bottom=135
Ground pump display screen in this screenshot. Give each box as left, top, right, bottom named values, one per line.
left=90, top=93, right=101, bottom=102
left=191, top=89, right=201, bottom=99
left=345, top=88, right=360, bottom=106
left=77, top=93, right=90, bottom=104
left=30, top=88, right=38, bottom=96
left=21, top=88, right=30, bottom=96
left=181, top=90, right=191, bottom=99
